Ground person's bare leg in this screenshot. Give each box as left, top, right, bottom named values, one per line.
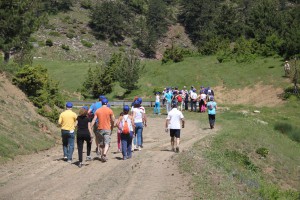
left=171, top=137, right=175, bottom=151
left=175, top=138, right=180, bottom=152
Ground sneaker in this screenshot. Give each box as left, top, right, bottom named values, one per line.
left=86, top=156, right=92, bottom=161
left=138, top=146, right=142, bottom=151
left=78, top=162, right=83, bottom=168
left=176, top=147, right=179, bottom=153
left=67, top=160, right=72, bottom=163
left=63, top=156, right=67, bottom=161
left=123, top=156, right=127, bottom=160
left=101, top=156, right=108, bottom=162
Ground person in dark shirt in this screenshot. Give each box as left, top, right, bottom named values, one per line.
left=76, top=106, right=94, bottom=168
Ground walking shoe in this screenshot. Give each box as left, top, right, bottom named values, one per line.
left=63, top=156, right=67, bottom=161
left=86, top=156, right=92, bottom=161
left=67, top=160, right=72, bottom=163
left=101, top=155, right=108, bottom=162
left=123, top=156, right=127, bottom=160
left=176, top=147, right=180, bottom=153
left=78, top=162, right=83, bottom=168
left=138, top=146, right=142, bottom=151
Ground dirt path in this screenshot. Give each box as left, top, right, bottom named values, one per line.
left=0, top=117, right=215, bottom=200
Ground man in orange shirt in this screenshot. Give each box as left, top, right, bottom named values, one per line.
left=91, top=98, right=115, bottom=162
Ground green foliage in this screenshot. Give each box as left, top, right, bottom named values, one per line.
left=66, top=32, right=75, bottom=39
left=224, top=149, right=260, bottom=172
left=12, top=65, right=64, bottom=122
left=90, top=1, right=132, bottom=43
left=233, top=37, right=259, bottom=63
left=0, top=0, right=45, bottom=62
left=124, top=0, right=147, bottom=14
left=114, top=51, right=144, bottom=92
left=162, top=46, right=184, bottom=64
left=255, top=147, right=269, bottom=158
left=80, top=0, right=92, bottom=9
left=259, top=184, right=300, bottom=200
left=274, top=122, right=300, bottom=143
left=45, top=39, right=53, bottom=47
left=49, top=31, right=60, bottom=37
left=61, top=44, right=70, bottom=51
left=41, top=0, right=73, bottom=14
left=81, top=39, right=93, bottom=48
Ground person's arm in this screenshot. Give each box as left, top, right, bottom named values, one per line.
left=181, top=118, right=185, bottom=128
left=142, top=112, right=147, bottom=127
left=87, top=122, right=94, bottom=142
left=91, top=114, right=97, bottom=128
left=58, top=114, right=62, bottom=127
left=110, top=114, right=115, bottom=132
left=165, top=118, right=170, bottom=132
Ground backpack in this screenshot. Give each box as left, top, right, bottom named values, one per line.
left=122, top=116, right=130, bottom=134
left=177, top=95, right=182, bottom=102
left=184, top=93, right=189, bottom=101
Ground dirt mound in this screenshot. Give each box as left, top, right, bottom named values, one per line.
left=215, top=84, right=285, bottom=107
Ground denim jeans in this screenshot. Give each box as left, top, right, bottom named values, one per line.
left=154, top=102, right=160, bottom=114
left=61, top=130, right=75, bottom=161
left=134, top=122, right=143, bottom=146
left=121, top=132, right=133, bottom=158
left=191, top=101, right=197, bottom=112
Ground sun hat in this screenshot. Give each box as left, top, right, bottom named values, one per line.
left=123, top=105, right=130, bottom=112
left=82, top=106, right=89, bottom=110
left=102, top=98, right=108, bottom=105
left=66, top=102, right=73, bottom=108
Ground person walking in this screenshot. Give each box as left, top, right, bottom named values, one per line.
left=190, top=89, right=198, bottom=112
left=88, top=95, right=104, bottom=156
left=115, top=112, right=124, bottom=153
left=116, top=105, right=134, bottom=160
left=165, top=101, right=185, bottom=153
left=58, top=102, right=77, bottom=163
left=284, top=60, right=290, bottom=77
left=153, top=92, right=161, bottom=114
left=164, top=88, right=173, bottom=114
left=207, top=96, right=217, bottom=129
left=91, top=98, right=115, bottom=162
left=76, top=106, right=94, bottom=168
left=184, top=89, right=189, bottom=111
left=132, top=100, right=146, bottom=151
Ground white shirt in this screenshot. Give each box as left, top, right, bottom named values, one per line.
left=166, top=108, right=184, bottom=129
left=155, top=95, right=160, bottom=102
left=200, top=93, right=206, bottom=100
left=132, top=107, right=145, bottom=123
left=191, top=92, right=197, bottom=100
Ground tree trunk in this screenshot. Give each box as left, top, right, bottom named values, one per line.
left=4, top=52, right=10, bottom=63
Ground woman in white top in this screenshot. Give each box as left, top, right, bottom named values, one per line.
left=132, top=100, right=146, bottom=151
left=153, top=92, right=161, bottom=114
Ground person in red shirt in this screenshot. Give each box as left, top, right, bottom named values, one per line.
left=91, top=98, right=115, bottom=162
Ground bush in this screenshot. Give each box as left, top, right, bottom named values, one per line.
left=162, top=46, right=184, bottom=64
left=66, top=32, right=75, bottom=39
left=81, top=39, right=93, bottom=48
left=274, top=122, right=300, bottom=143
left=80, top=0, right=92, bottom=9
left=45, top=39, right=53, bottom=47
left=48, top=31, right=60, bottom=37
left=224, top=149, right=260, bottom=172
left=255, top=147, right=269, bottom=158
left=61, top=44, right=70, bottom=51
left=283, top=86, right=300, bottom=100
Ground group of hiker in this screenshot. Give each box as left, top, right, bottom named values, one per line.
left=58, top=96, right=148, bottom=168
left=58, top=85, right=217, bottom=168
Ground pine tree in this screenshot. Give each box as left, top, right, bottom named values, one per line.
left=0, top=0, right=45, bottom=63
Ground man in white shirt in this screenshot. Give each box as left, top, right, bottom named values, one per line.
left=165, top=101, right=185, bottom=152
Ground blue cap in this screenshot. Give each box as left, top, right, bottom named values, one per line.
left=137, top=97, right=142, bottom=104
left=66, top=102, right=73, bottom=108
left=82, top=106, right=89, bottom=110
left=134, top=100, right=140, bottom=105
left=210, top=96, right=214, bottom=101
left=123, top=105, right=130, bottom=111
left=99, top=95, right=105, bottom=100
left=102, top=98, right=108, bottom=105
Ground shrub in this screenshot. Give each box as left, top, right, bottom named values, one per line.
left=274, top=122, right=300, bottom=143
left=162, top=47, right=184, bottom=64
left=224, top=149, right=260, bottom=172
left=80, top=0, right=92, bottom=9
left=61, top=44, right=70, bottom=51
left=45, top=39, right=53, bottom=47
left=49, top=31, right=60, bottom=37
left=66, top=32, right=75, bottom=39
left=81, top=39, right=93, bottom=48
left=255, top=147, right=269, bottom=158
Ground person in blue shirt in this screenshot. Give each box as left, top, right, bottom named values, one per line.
left=206, top=96, right=217, bottom=129
left=164, top=88, right=173, bottom=114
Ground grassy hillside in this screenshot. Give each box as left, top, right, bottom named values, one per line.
left=0, top=73, right=60, bottom=163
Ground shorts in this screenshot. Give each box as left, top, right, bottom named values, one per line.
left=170, top=129, right=180, bottom=138
left=95, top=129, right=111, bottom=147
